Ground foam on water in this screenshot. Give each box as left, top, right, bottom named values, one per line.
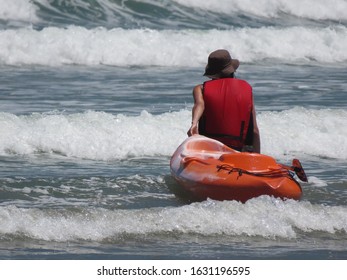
left=1, top=0, right=346, bottom=260
left=1, top=25, right=346, bottom=66
left=173, top=0, right=347, bottom=21
left=0, top=108, right=346, bottom=161
left=0, top=110, right=189, bottom=160
left=0, top=197, right=346, bottom=241
left=0, top=0, right=38, bottom=22
left=259, top=107, right=347, bottom=159
left=2, top=0, right=347, bottom=24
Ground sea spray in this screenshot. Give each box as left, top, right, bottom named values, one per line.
left=172, top=0, right=347, bottom=20
left=2, top=0, right=347, bottom=24
left=1, top=108, right=346, bottom=160
left=1, top=26, right=347, bottom=66
left=1, top=197, right=346, bottom=241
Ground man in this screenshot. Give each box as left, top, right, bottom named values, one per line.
left=187, top=49, right=260, bottom=153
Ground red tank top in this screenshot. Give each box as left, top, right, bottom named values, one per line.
left=199, top=78, right=253, bottom=149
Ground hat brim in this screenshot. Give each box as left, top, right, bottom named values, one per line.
left=203, top=59, right=240, bottom=79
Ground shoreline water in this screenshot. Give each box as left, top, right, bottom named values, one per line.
left=1, top=0, right=346, bottom=260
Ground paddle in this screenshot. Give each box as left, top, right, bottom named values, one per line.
left=281, top=159, right=308, bottom=182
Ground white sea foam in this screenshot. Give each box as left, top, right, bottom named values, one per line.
left=0, top=197, right=346, bottom=241
left=0, top=0, right=38, bottom=22
left=0, top=108, right=346, bottom=161
left=0, top=25, right=346, bottom=66
left=308, top=176, right=329, bottom=187
left=259, top=107, right=347, bottom=159
left=173, top=0, right=347, bottom=21
left=0, top=110, right=189, bottom=160
left=2, top=0, right=347, bottom=23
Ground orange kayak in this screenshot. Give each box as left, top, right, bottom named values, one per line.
left=170, top=135, right=307, bottom=202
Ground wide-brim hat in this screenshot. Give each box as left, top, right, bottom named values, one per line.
left=203, top=49, right=240, bottom=79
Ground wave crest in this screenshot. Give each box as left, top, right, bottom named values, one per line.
left=1, top=0, right=346, bottom=28
left=1, top=197, right=346, bottom=241
left=0, top=108, right=346, bottom=160
left=1, top=26, right=346, bottom=66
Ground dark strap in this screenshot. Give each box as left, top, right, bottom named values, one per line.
left=204, top=121, right=245, bottom=141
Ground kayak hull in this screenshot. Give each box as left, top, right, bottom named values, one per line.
left=170, top=135, right=302, bottom=202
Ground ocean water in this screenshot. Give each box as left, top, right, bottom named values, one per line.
left=0, top=0, right=346, bottom=260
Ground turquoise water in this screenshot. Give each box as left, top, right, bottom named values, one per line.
left=0, top=0, right=346, bottom=259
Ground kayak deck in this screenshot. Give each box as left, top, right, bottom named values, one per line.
left=170, top=135, right=303, bottom=202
